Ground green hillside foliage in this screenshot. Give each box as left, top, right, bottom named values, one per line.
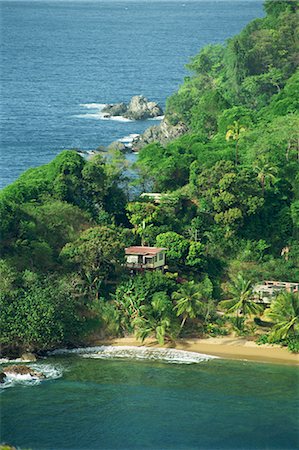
left=1, top=1, right=298, bottom=354
left=135, top=1, right=298, bottom=264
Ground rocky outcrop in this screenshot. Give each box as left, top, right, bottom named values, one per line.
left=107, top=141, right=128, bottom=152
left=101, top=96, right=163, bottom=120
left=102, top=102, right=127, bottom=117
left=21, top=352, right=37, bottom=362
left=132, top=118, right=188, bottom=151
left=3, top=365, right=45, bottom=379
left=124, top=96, right=163, bottom=120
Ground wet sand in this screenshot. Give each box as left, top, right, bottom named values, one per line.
left=92, top=336, right=299, bottom=366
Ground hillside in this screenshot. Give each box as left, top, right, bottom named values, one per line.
left=0, top=0, right=298, bottom=356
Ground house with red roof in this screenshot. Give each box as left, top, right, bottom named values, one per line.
left=125, top=246, right=167, bottom=271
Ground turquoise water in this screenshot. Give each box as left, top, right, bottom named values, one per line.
left=0, top=0, right=264, bottom=188
left=1, top=349, right=298, bottom=449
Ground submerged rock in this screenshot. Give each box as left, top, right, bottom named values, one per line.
left=0, top=372, right=7, bottom=383
left=3, top=365, right=45, bottom=379
left=21, top=352, right=37, bottom=362
left=108, top=141, right=128, bottom=152
left=132, top=118, right=188, bottom=150
left=0, top=444, right=17, bottom=450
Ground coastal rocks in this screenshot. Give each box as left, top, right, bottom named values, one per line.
left=132, top=118, right=188, bottom=151
left=101, top=96, right=163, bottom=120
left=102, top=102, right=127, bottom=117
left=21, top=352, right=37, bottom=362
left=108, top=141, right=128, bottom=152
left=124, top=96, right=163, bottom=120
left=3, top=365, right=45, bottom=379
left=0, top=372, right=7, bottom=383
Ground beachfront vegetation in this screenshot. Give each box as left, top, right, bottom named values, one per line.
left=0, top=0, right=298, bottom=355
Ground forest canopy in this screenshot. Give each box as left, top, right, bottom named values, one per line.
left=1, top=0, right=298, bottom=355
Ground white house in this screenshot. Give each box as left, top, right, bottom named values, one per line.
left=253, top=280, right=299, bottom=304
left=125, top=246, right=167, bottom=271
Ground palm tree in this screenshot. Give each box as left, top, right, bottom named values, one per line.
left=226, top=121, right=246, bottom=165
left=110, top=280, right=145, bottom=333
left=133, top=316, right=173, bottom=345
left=133, top=292, right=177, bottom=344
left=219, top=274, right=262, bottom=318
left=253, top=158, right=278, bottom=196
left=172, top=281, right=205, bottom=331
left=265, top=292, right=299, bottom=342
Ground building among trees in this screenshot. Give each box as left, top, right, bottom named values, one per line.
left=125, top=246, right=167, bottom=271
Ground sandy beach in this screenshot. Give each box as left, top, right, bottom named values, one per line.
left=92, top=336, right=299, bottom=366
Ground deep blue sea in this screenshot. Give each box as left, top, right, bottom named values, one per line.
left=0, top=0, right=264, bottom=189
left=1, top=347, right=299, bottom=450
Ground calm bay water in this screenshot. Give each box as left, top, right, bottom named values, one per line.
left=0, top=0, right=264, bottom=189
left=1, top=351, right=298, bottom=450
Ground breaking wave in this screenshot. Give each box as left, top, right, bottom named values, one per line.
left=0, top=363, right=63, bottom=389
left=148, top=115, right=165, bottom=120
left=48, top=345, right=218, bottom=364
left=118, top=133, right=140, bottom=148
left=75, top=103, right=133, bottom=122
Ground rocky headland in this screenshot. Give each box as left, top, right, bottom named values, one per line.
left=77, top=96, right=189, bottom=155
left=131, top=118, right=188, bottom=151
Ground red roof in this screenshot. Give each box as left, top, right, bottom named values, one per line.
left=125, top=246, right=166, bottom=256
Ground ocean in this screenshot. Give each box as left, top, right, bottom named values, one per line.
left=1, top=347, right=299, bottom=449
left=0, top=0, right=264, bottom=189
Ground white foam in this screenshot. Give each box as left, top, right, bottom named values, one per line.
left=74, top=113, right=104, bottom=120
left=48, top=345, right=218, bottom=364
left=148, top=115, right=165, bottom=121
left=79, top=103, right=107, bottom=110
left=0, top=357, right=23, bottom=364
left=108, top=116, right=133, bottom=122
left=75, top=103, right=134, bottom=122
left=0, top=363, right=63, bottom=389
left=118, top=133, right=140, bottom=144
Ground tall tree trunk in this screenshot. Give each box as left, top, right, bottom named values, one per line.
left=180, top=315, right=187, bottom=329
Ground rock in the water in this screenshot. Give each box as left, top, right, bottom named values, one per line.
left=101, top=96, right=163, bottom=120
left=124, top=95, right=163, bottom=120
left=101, top=102, right=128, bottom=117
left=132, top=118, right=188, bottom=150
left=108, top=141, right=128, bottom=152
left=3, top=365, right=45, bottom=379
left=21, top=352, right=37, bottom=362
left=0, top=445, right=17, bottom=450
left=0, top=372, right=7, bottom=383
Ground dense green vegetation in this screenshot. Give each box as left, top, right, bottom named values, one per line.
left=0, top=0, right=298, bottom=355
left=135, top=0, right=299, bottom=282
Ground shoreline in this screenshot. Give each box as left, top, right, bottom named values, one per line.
left=90, top=336, right=299, bottom=366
